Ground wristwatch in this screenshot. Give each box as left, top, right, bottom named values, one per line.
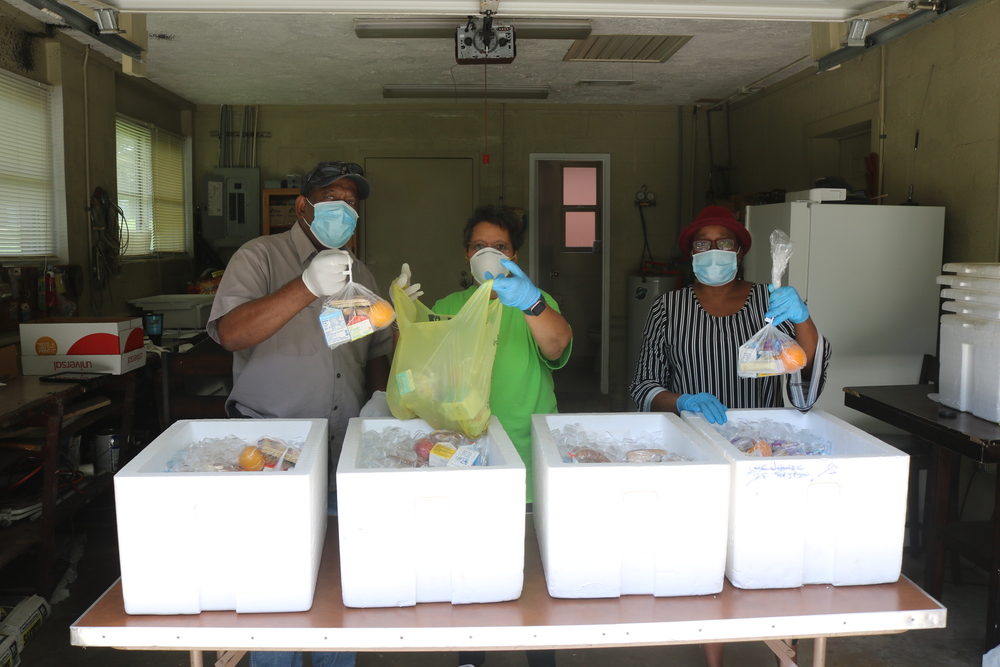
left=523, top=297, right=547, bottom=316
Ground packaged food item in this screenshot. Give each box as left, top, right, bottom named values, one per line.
left=320, top=272, right=395, bottom=349
left=738, top=229, right=807, bottom=378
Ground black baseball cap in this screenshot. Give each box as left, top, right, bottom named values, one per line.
left=301, top=161, right=371, bottom=200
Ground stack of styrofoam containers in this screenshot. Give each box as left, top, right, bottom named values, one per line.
left=115, top=419, right=328, bottom=614
left=683, top=408, right=908, bottom=589
left=531, top=413, right=731, bottom=598
left=937, top=263, right=1000, bottom=421
left=337, top=416, right=525, bottom=607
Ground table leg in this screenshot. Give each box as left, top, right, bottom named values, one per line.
left=926, top=445, right=956, bottom=600
left=36, top=400, right=64, bottom=597
left=987, top=463, right=1000, bottom=651
left=763, top=639, right=797, bottom=666
left=812, top=636, right=827, bottom=667
left=189, top=650, right=203, bottom=667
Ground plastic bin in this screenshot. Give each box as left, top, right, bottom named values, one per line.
left=682, top=408, right=908, bottom=590
left=939, top=314, right=1000, bottom=421
left=128, top=294, right=215, bottom=329
left=337, top=416, right=525, bottom=608
left=531, top=413, right=730, bottom=598
left=114, top=418, right=329, bottom=614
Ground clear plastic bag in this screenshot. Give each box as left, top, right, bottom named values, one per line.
left=737, top=323, right=807, bottom=377
left=737, top=229, right=806, bottom=378
left=319, top=272, right=395, bottom=350
left=386, top=279, right=501, bottom=439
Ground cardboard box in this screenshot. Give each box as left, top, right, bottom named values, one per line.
left=114, top=419, right=329, bottom=614
left=128, top=294, right=215, bottom=329
left=0, top=632, right=17, bottom=667
left=19, top=317, right=146, bottom=375
left=683, top=408, right=908, bottom=589
left=337, top=416, right=525, bottom=608
left=0, top=345, right=16, bottom=383
left=531, top=413, right=730, bottom=598
left=0, top=595, right=48, bottom=653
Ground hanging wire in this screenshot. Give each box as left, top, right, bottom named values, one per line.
left=89, top=187, right=128, bottom=313
left=483, top=59, right=489, bottom=162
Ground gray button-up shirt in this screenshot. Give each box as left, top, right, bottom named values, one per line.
left=207, top=223, right=392, bottom=470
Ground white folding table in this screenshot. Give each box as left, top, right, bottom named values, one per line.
left=71, top=518, right=946, bottom=667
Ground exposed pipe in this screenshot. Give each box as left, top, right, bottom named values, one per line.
left=878, top=47, right=886, bottom=204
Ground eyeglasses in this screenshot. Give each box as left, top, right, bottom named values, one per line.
left=692, top=238, right=740, bottom=253
left=468, top=241, right=513, bottom=256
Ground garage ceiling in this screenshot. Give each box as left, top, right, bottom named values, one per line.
left=7, top=1, right=910, bottom=105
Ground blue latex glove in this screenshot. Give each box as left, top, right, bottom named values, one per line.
left=765, top=285, right=810, bottom=326
left=487, top=259, right=542, bottom=311
left=676, top=393, right=728, bottom=424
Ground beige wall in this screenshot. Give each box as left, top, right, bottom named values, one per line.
left=725, top=0, right=1000, bottom=263
left=1, top=1, right=195, bottom=320
left=192, top=104, right=688, bottom=408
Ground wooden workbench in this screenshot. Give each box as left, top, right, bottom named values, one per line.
left=71, top=517, right=946, bottom=667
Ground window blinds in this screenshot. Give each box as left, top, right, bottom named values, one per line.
left=115, top=116, right=188, bottom=255
left=0, top=69, right=55, bottom=257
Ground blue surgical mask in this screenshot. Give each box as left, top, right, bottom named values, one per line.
left=692, top=249, right=738, bottom=286
left=308, top=200, right=358, bottom=249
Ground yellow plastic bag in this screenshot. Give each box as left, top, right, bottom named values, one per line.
left=386, top=280, right=502, bottom=439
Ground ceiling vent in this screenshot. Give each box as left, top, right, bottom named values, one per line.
left=563, top=34, right=691, bottom=63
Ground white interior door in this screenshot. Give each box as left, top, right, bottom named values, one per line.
left=530, top=154, right=611, bottom=394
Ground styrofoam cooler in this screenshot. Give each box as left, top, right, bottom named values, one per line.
left=337, top=416, right=525, bottom=608
left=114, top=419, right=328, bottom=615
left=939, top=314, right=1000, bottom=421
left=683, top=408, right=908, bottom=590
left=531, top=413, right=730, bottom=598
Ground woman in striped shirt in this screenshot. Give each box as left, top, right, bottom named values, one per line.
left=630, top=205, right=830, bottom=667
left=629, top=205, right=830, bottom=424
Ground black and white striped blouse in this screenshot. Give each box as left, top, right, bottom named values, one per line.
left=629, top=283, right=831, bottom=412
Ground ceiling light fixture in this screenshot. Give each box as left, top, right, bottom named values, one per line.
left=577, top=79, right=634, bottom=86
left=20, top=0, right=143, bottom=59
left=382, top=84, right=548, bottom=99
left=356, top=18, right=592, bottom=40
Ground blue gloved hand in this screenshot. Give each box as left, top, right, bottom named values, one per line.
left=487, top=259, right=542, bottom=311
left=765, top=285, right=810, bottom=326
left=676, top=392, right=728, bottom=424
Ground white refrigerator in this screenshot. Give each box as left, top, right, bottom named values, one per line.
left=744, top=202, right=945, bottom=433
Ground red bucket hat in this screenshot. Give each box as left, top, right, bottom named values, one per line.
left=677, top=206, right=753, bottom=258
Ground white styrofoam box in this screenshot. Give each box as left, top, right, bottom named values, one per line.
left=682, top=409, right=908, bottom=590
left=939, top=314, right=1000, bottom=421
left=937, top=274, right=1000, bottom=294
left=129, top=294, right=215, bottom=329
left=943, top=262, right=1000, bottom=278
left=338, top=416, right=525, bottom=608
left=115, top=419, right=328, bottom=615
left=531, top=413, right=730, bottom=599
left=784, top=188, right=846, bottom=203
left=941, top=288, right=1000, bottom=308
left=942, top=300, right=1000, bottom=321
left=19, top=317, right=146, bottom=375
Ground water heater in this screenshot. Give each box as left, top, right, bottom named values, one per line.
left=626, top=274, right=678, bottom=405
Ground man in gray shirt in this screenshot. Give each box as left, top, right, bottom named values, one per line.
left=207, top=162, right=389, bottom=667
left=208, top=161, right=391, bottom=473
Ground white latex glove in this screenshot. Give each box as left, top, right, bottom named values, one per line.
left=359, top=390, right=392, bottom=418
left=393, top=263, right=423, bottom=303
left=301, top=249, right=351, bottom=297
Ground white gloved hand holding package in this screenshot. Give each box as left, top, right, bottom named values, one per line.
left=302, top=249, right=351, bottom=297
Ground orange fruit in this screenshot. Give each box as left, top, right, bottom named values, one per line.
left=238, top=445, right=266, bottom=471
left=779, top=342, right=807, bottom=372
left=367, top=300, right=396, bottom=329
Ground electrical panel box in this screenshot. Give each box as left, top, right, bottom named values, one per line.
left=204, top=168, right=261, bottom=248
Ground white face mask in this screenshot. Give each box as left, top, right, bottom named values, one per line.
left=469, top=247, right=510, bottom=285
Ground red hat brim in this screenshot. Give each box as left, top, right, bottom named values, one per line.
left=677, top=206, right=753, bottom=258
